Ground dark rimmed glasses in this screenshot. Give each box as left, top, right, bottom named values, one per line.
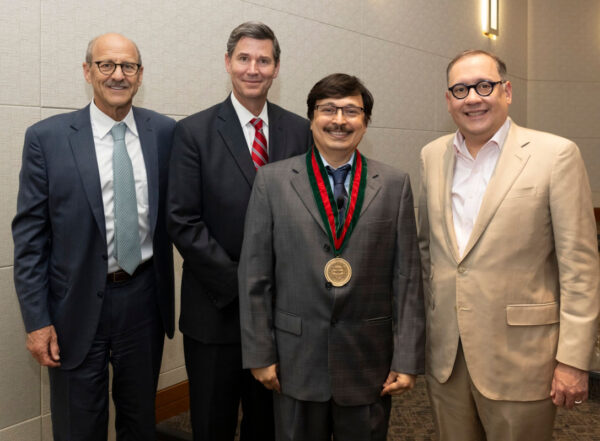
left=93, top=61, right=141, bottom=76
left=315, top=105, right=364, bottom=118
left=448, top=80, right=505, bottom=99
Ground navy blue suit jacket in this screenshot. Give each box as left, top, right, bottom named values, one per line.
left=167, top=97, right=311, bottom=344
left=12, top=105, right=175, bottom=369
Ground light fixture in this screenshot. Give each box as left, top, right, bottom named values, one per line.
left=482, top=0, right=499, bottom=39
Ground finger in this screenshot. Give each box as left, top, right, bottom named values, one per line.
left=50, top=338, right=60, bottom=362
left=552, top=389, right=565, bottom=407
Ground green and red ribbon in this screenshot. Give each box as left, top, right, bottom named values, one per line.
left=306, top=147, right=367, bottom=255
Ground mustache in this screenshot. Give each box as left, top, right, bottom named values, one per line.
left=105, top=80, right=129, bottom=88
left=324, top=123, right=352, bottom=133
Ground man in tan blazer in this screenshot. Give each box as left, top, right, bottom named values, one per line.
left=418, top=49, right=600, bottom=441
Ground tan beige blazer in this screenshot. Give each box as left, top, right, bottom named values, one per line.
left=418, top=120, right=600, bottom=401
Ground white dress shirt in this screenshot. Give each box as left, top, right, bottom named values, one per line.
left=320, top=151, right=355, bottom=194
left=89, top=100, right=152, bottom=273
left=230, top=93, right=270, bottom=154
left=452, top=118, right=511, bottom=257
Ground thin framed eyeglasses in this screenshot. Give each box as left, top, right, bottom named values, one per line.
left=94, top=61, right=141, bottom=76
left=315, top=105, right=364, bottom=118
left=448, top=80, right=505, bottom=99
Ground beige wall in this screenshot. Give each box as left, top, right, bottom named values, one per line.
left=527, top=0, right=600, bottom=206
left=0, top=0, right=595, bottom=440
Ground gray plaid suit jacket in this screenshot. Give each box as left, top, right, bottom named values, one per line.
left=239, top=153, right=425, bottom=406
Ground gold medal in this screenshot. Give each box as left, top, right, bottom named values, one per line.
left=324, top=257, right=352, bottom=287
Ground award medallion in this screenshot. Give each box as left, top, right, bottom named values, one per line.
left=324, top=257, right=352, bottom=287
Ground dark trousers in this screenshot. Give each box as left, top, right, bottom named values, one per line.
left=49, top=265, right=165, bottom=441
left=184, top=336, right=275, bottom=441
left=274, top=393, right=391, bottom=441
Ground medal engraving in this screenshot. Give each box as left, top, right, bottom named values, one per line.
left=324, top=257, right=352, bottom=287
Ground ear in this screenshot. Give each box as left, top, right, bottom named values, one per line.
left=225, top=52, right=232, bottom=74
left=272, top=61, right=280, bottom=79
left=445, top=90, right=452, bottom=112
left=503, top=80, right=512, bottom=104
left=136, top=65, right=144, bottom=87
left=83, top=62, right=92, bottom=84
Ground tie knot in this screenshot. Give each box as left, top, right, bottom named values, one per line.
left=110, top=122, right=127, bottom=141
left=326, top=164, right=351, bottom=185
left=250, top=118, right=263, bottom=131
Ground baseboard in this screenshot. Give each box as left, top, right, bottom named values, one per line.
left=155, top=380, right=190, bottom=423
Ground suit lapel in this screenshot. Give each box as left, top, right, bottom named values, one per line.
left=267, top=102, right=289, bottom=162
left=461, top=123, right=531, bottom=259
left=441, top=138, right=461, bottom=263
left=69, top=106, right=106, bottom=241
left=217, top=96, right=256, bottom=187
left=134, top=107, right=159, bottom=236
left=360, top=160, right=382, bottom=216
left=290, top=157, right=328, bottom=234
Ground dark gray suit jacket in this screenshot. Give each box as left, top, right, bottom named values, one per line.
left=239, top=153, right=425, bottom=406
left=167, top=96, right=311, bottom=344
left=12, top=105, right=176, bottom=369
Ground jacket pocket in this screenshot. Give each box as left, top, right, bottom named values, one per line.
left=274, top=309, right=302, bottom=336
left=506, top=302, right=559, bottom=326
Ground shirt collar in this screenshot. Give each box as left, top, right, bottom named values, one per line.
left=230, top=93, right=269, bottom=127
left=89, top=100, right=138, bottom=139
left=319, top=151, right=355, bottom=170
left=453, top=117, right=511, bottom=159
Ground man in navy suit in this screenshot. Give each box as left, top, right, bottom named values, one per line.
left=167, top=21, right=311, bottom=441
left=12, top=33, right=175, bottom=441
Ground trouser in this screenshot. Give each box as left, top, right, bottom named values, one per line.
left=49, top=265, right=164, bottom=441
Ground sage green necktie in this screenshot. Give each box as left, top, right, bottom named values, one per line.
left=110, top=122, right=141, bottom=275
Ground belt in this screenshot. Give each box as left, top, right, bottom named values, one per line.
left=107, top=258, right=153, bottom=283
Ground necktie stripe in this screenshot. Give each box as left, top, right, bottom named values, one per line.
left=250, top=117, right=268, bottom=168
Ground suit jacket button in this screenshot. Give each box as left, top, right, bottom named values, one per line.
left=97, top=291, right=104, bottom=298
left=323, top=244, right=331, bottom=252
left=331, top=318, right=337, bottom=326
left=458, top=266, right=467, bottom=274
left=325, top=281, right=333, bottom=290
left=101, top=254, right=108, bottom=261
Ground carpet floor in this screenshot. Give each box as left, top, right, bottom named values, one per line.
left=157, top=376, right=600, bottom=440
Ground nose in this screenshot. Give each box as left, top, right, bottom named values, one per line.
left=248, top=60, right=258, bottom=74
left=333, top=108, right=346, bottom=123
left=464, top=87, right=481, bottom=103
left=111, top=65, right=125, bottom=80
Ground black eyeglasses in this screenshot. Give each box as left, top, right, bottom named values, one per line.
left=448, top=80, right=505, bottom=99
left=315, top=105, right=364, bottom=118
left=93, top=61, right=141, bottom=76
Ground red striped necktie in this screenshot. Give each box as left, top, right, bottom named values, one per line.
left=250, top=117, right=268, bottom=168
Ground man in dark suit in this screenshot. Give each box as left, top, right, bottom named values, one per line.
left=238, top=73, right=425, bottom=441
left=167, top=22, right=311, bottom=441
left=12, top=33, right=175, bottom=441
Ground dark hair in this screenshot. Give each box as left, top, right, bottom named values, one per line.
left=227, top=21, right=280, bottom=64
left=306, top=73, right=374, bottom=125
left=446, top=49, right=507, bottom=84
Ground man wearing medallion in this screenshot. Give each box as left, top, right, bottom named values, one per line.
left=418, top=50, right=600, bottom=441
left=238, top=73, right=425, bottom=441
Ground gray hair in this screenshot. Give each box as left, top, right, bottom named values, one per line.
left=85, top=34, right=142, bottom=65
left=446, top=49, right=507, bottom=84
left=226, top=21, right=280, bottom=64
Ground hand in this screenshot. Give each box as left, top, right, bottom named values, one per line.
left=550, top=362, right=588, bottom=409
left=251, top=364, right=281, bottom=393
left=381, top=371, right=416, bottom=396
left=26, top=325, right=61, bottom=367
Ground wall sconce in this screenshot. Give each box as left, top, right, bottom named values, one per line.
left=482, top=0, right=499, bottom=39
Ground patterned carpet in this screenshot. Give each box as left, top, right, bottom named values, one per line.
left=157, top=376, right=600, bottom=440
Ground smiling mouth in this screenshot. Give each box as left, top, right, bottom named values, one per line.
left=465, top=109, right=487, bottom=117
